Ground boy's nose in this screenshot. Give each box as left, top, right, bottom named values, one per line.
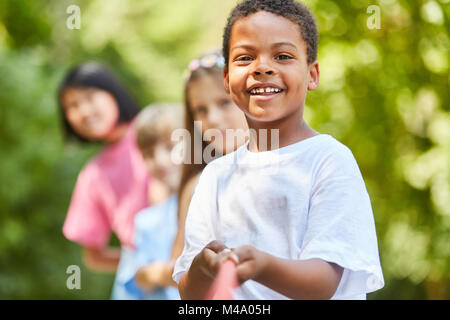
left=254, top=69, right=273, bottom=75
left=253, top=61, right=275, bottom=76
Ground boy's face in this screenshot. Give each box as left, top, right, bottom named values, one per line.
left=224, top=11, right=319, bottom=124
left=141, top=138, right=180, bottom=192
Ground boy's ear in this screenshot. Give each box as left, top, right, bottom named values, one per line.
left=223, top=67, right=230, bottom=94
left=307, top=61, right=320, bottom=91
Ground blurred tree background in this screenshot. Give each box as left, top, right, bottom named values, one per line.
left=0, top=0, right=448, bottom=299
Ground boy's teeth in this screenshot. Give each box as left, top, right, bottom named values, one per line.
left=251, top=87, right=281, bottom=94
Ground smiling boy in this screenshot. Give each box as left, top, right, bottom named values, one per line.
left=173, top=0, right=384, bottom=300
left=224, top=9, right=319, bottom=148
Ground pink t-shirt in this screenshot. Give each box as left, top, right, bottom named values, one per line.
left=63, top=124, right=150, bottom=249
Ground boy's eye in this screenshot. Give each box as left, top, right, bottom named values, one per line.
left=276, top=54, right=293, bottom=60
left=235, top=55, right=253, bottom=62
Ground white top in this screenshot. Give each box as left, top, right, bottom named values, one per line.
left=173, top=134, right=384, bottom=299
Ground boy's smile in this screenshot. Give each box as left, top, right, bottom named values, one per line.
left=224, top=11, right=319, bottom=124
left=247, top=82, right=284, bottom=101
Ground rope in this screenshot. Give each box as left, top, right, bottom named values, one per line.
left=205, top=259, right=238, bottom=300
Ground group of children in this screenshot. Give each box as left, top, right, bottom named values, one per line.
left=59, top=0, right=384, bottom=300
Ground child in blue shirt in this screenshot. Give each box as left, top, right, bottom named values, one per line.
left=124, top=104, right=183, bottom=299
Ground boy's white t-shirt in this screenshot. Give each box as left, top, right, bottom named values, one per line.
left=173, top=134, right=384, bottom=299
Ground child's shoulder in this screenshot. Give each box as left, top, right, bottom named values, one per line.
left=318, top=134, right=355, bottom=158
left=312, top=135, right=363, bottom=177
left=272, top=134, right=360, bottom=175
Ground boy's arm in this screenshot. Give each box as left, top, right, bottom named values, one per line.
left=232, top=246, right=343, bottom=300
left=258, top=256, right=343, bottom=299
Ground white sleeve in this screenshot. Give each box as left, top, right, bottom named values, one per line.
left=172, top=165, right=216, bottom=284
left=299, top=146, right=384, bottom=298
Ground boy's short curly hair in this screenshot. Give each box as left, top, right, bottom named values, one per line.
left=222, top=0, right=319, bottom=67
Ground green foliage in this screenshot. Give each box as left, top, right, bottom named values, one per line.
left=0, top=0, right=448, bottom=299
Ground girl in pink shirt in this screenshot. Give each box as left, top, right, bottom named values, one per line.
left=58, top=62, right=150, bottom=299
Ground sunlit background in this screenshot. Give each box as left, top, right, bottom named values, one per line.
left=0, top=0, right=448, bottom=299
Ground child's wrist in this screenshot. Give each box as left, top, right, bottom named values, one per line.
left=252, top=249, right=271, bottom=282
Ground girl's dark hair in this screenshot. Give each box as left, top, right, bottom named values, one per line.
left=58, top=62, right=140, bottom=142
left=222, top=0, right=319, bottom=67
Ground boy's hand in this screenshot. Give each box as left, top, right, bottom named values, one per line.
left=207, top=244, right=268, bottom=284
left=193, top=240, right=231, bottom=279
left=231, top=245, right=268, bottom=284
left=179, top=240, right=235, bottom=300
